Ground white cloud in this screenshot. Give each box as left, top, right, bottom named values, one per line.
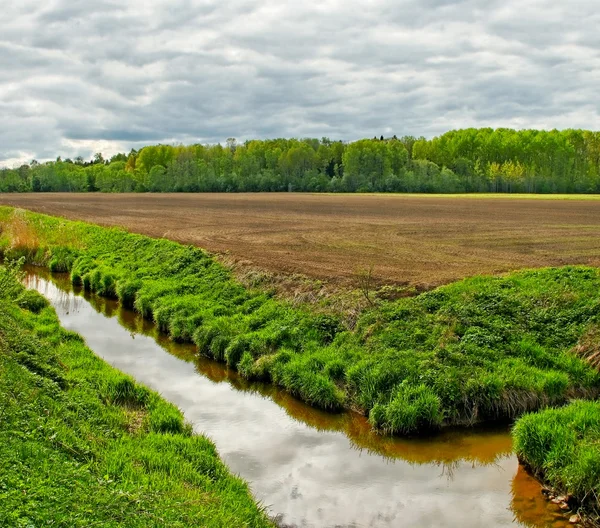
left=1, top=0, right=599, bottom=165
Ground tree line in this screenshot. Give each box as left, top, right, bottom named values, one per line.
left=2, top=128, right=600, bottom=194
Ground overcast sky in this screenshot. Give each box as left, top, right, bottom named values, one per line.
left=1, top=0, right=599, bottom=166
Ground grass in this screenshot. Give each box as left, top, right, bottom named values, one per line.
left=0, top=260, right=273, bottom=527
left=2, top=206, right=600, bottom=436
left=513, top=401, right=600, bottom=517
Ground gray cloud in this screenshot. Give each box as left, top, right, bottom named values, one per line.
left=1, top=0, right=599, bottom=165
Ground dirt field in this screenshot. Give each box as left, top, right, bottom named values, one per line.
left=2, top=193, right=600, bottom=289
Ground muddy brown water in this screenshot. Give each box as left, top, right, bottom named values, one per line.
left=25, top=269, right=572, bottom=528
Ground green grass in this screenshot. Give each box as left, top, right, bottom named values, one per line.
left=2, top=206, right=600, bottom=435
left=0, top=261, right=273, bottom=527
left=513, top=401, right=600, bottom=515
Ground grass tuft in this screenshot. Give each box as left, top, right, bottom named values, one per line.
left=513, top=400, right=600, bottom=517
left=369, top=383, right=443, bottom=435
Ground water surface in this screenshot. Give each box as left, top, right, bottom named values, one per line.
left=25, top=270, right=571, bottom=528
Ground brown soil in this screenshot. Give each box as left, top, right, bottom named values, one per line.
left=2, top=193, right=600, bottom=289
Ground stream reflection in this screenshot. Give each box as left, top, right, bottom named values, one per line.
left=25, top=269, right=571, bottom=528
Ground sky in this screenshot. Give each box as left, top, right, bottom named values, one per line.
left=1, top=0, right=599, bottom=166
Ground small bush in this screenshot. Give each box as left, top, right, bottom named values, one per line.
left=313, top=314, right=342, bottom=344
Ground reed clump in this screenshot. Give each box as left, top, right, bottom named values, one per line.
left=0, top=209, right=41, bottom=261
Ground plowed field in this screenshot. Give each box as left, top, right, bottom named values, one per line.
left=2, top=193, right=600, bottom=288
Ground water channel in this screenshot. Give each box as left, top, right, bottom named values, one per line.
left=25, top=269, right=571, bottom=528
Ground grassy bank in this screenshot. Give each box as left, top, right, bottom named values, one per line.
left=2, top=206, right=600, bottom=435
left=0, top=259, right=273, bottom=527
left=513, top=401, right=600, bottom=521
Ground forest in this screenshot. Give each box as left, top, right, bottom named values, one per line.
left=2, top=128, right=600, bottom=194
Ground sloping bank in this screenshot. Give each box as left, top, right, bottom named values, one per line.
left=1, top=206, right=600, bottom=436
left=513, top=401, right=600, bottom=523
left=0, top=259, right=273, bottom=527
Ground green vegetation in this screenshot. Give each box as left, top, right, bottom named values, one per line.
left=2, top=207, right=600, bottom=436
left=0, top=259, right=273, bottom=527
left=2, top=128, right=600, bottom=194
left=513, top=401, right=600, bottom=516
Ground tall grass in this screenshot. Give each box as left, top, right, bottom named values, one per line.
left=2, top=206, right=600, bottom=435
left=513, top=401, right=600, bottom=516
left=0, top=260, right=273, bottom=527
